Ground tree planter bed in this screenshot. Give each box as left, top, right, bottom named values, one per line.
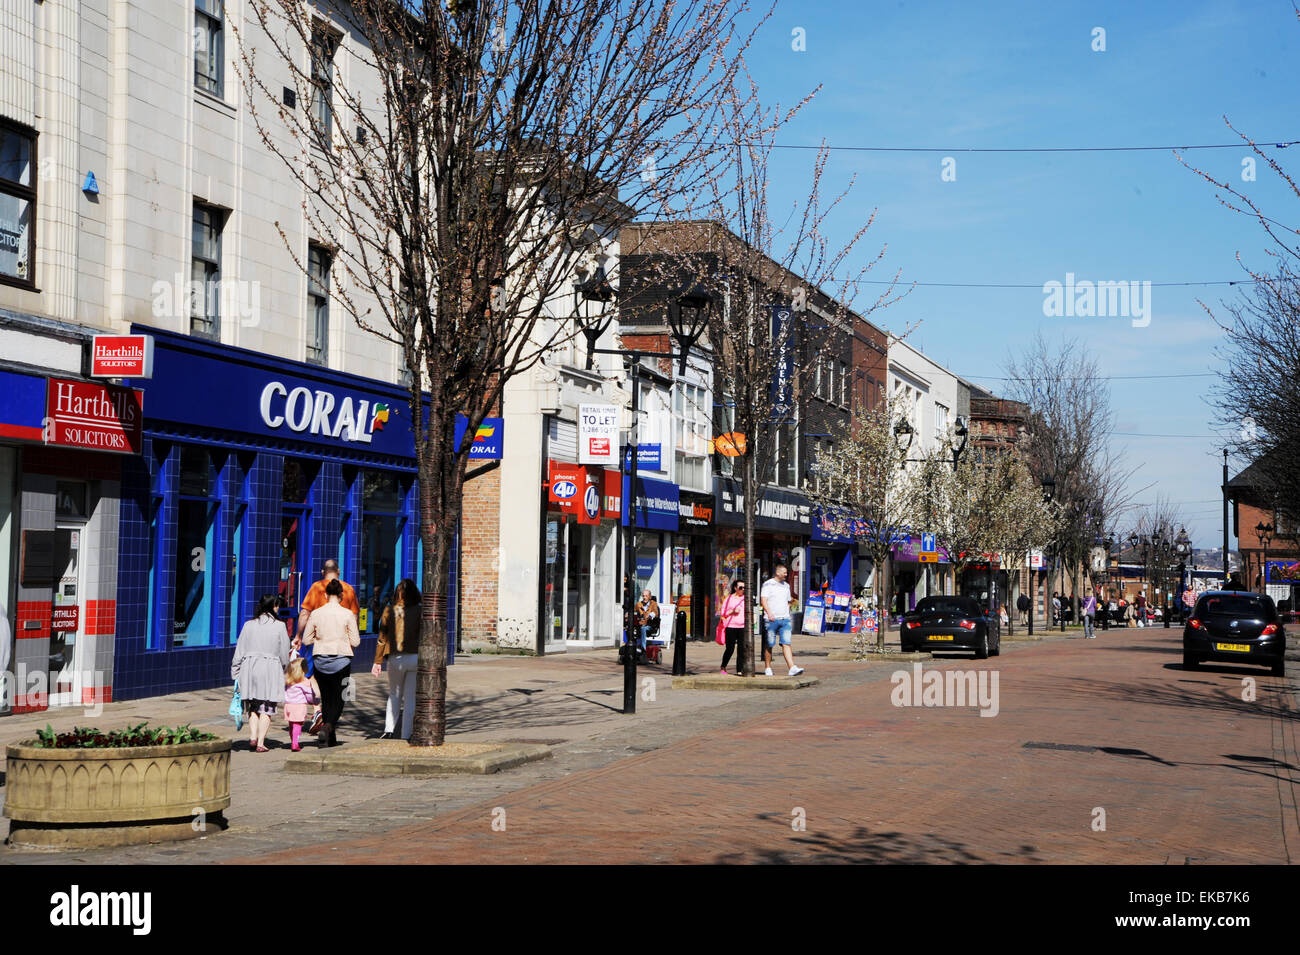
left=4, top=739, right=231, bottom=849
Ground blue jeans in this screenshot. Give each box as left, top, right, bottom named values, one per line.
left=637, top=625, right=651, bottom=650
left=1084, top=614, right=1094, bottom=638
left=764, top=618, right=792, bottom=648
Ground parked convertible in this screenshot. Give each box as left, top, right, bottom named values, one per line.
left=901, top=596, right=1001, bottom=659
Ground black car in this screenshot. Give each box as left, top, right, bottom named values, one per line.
left=1182, top=591, right=1285, bottom=676
left=900, top=596, right=1001, bottom=659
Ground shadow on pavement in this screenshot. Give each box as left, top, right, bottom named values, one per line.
left=712, top=824, right=1044, bottom=864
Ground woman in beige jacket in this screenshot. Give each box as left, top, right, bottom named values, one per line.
left=301, top=579, right=360, bottom=747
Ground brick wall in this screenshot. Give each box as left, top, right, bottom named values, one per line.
left=460, top=461, right=503, bottom=643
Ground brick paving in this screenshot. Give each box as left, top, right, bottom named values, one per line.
left=223, top=626, right=1299, bottom=865
left=6, top=626, right=1296, bottom=864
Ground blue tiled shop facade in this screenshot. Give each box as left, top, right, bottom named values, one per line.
left=114, top=328, right=454, bottom=700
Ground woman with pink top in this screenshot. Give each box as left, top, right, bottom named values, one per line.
left=718, top=579, right=747, bottom=675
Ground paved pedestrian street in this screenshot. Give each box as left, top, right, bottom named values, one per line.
left=9, top=628, right=1284, bottom=867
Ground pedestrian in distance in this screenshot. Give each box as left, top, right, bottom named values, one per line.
left=282, top=658, right=321, bottom=752
left=718, top=579, right=747, bottom=675
left=1051, top=592, right=1062, bottom=626
left=371, top=577, right=421, bottom=740
left=1016, top=591, right=1030, bottom=625
left=760, top=563, right=804, bottom=677
left=1136, top=590, right=1148, bottom=628
left=300, top=578, right=360, bottom=747
left=231, top=594, right=291, bottom=752
left=1124, top=598, right=1136, bottom=628
left=1083, top=589, right=1097, bottom=639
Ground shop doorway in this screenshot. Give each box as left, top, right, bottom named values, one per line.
left=49, top=522, right=86, bottom=706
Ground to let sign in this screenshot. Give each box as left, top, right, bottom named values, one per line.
left=578, top=404, right=618, bottom=466
left=91, top=335, right=154, bottom=378
left=46, top=377, right=145, bottom=455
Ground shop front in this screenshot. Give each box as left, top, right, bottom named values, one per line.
left=715, top=478, right=811, bottom=630
left=543, top=461, right=622, bottom=647
left=889, top=534, right=952, bottom=617
left=675, top=490, right=714, bottom=640
left=623, top=473, right=680, bottom=615
left=0, top=367, right=138, bottom=713
left=113, top=327, right=437, bottom=700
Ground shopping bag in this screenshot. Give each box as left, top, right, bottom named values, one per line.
left=229, top=679, right=244, bottom=730
left=715, top=616, right=726, bottom=645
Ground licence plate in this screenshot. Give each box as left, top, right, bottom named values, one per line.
left=1215, top=643, right=1250, bottom=652
left=929, top=635, right=954, bottom=641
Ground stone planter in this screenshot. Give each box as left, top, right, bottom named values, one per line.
left=4, top=738, right=231, bottom=849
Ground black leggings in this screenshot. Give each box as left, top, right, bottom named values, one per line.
left=720, top=627, right=744, bottom=670
left=314, top=662, right=352, bottom=727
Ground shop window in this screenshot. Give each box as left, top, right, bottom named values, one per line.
left=174, top=448, right=219, bottom=647
left=359, top=469, right=404, bottom=633
left=191, top=203, right=224, bottom=339
left=194, top=0, right=224, bottom=96
left=55, top=481, right=88, bottom=520
left=0, top=119, right=36, bottom=288
left=280, top=459, right=316, bottom=610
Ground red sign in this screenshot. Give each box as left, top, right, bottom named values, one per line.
left=602, top=469, right=622, bottom=520
left=91, top=335, right=154, bottom=378
left=548, top=461, right=583, bottom=511
left=46, top=377, right=144, bottom=454
left=51, top=605, right=80, bottom=632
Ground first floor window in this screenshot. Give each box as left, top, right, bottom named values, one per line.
left=191, top=203, right=223, bottom=338
left=307, top=244, right=330, bottom=364
left=0, top=120, right=35, bottom=286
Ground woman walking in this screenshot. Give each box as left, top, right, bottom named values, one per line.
left=301, top=578, right=360, bottom=747
left=231, top=594, right=291, bottom=752
left=718, top=580, right=747, bottom=675
left=371, top=578, right=421, bottom=740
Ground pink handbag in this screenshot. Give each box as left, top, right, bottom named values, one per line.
left=715, top=616, right=726, bottom=644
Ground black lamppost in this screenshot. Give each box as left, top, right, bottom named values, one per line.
left=894, top=415, right=968, bottom=603
left=1039, top=476, right=1055, bottom=633
left=1255, top=521, right=1274, bottom=596
left=1101, top=532, right=1115, bottom=630
left=1175, top=526, right=1191, bottom=623
left=577, top=283, right=712, bottom=710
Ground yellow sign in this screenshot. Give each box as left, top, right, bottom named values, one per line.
left=359, top=608, right=368, bottom=631
left=918, top=552, right=939, bottom=563
left=711, top=432, right=747, bottom=457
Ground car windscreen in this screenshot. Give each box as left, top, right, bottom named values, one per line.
left=1198, top=595, right=1272, bottom=618
left=915, top=597, right=979, bottom=615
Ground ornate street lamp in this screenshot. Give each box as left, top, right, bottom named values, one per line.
left=1174, top=526, right=1192, bottom=624
left=1255, top=521, right=1275, bottom=595
left=1101, top=532, right=1115, bottom=630
left=951, top=415, right=969, bottom=469
left=894, top=416, right=915, bottom=469
left=667, top=286, right=712, bottom=375
left=574, top=263, right=615, bottom=370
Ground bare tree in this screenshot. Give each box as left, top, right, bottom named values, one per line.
left=1003, top=332, right=1135, bottom=621
left=236, top=0, right=766, bottom=743
left=809, top=390, right=918, bottom=654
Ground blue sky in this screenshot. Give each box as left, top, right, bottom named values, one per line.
left=737, top=0, right=1300, bottom=548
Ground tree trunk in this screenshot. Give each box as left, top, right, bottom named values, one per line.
left=410, top=461, right=456, bottom=747
left=879, top=551, right=891, bottom=651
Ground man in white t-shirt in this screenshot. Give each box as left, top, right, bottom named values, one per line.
left=760, top=564, right=804, bottom=677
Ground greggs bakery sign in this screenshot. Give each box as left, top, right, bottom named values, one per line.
left=126, top=329, right=414, bottom=458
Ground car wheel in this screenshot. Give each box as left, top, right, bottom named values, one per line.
left=975, top=631, right=989, bottom=660
left=1183, top=651, right=1198, bottom=670
left=1271, top=659, right=1285, bottom=677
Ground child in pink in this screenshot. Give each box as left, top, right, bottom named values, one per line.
left=283, top=658, right=321, bottom=752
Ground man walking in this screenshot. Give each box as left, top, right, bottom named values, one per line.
left=297, top=560, right=360, bottom=671
left=1135, top=590, right=1148, bottom=628
left=1016, top=591, right=1030, bottom=625
left=760, top=563, right=804, bottom=678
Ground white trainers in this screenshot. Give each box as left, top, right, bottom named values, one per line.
left=789, top=666, right=805, bottom=677
left=763, top=667, right=774, bottom=677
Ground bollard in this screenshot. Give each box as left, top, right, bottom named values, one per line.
left=672, top=611, right=687, bottom=676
